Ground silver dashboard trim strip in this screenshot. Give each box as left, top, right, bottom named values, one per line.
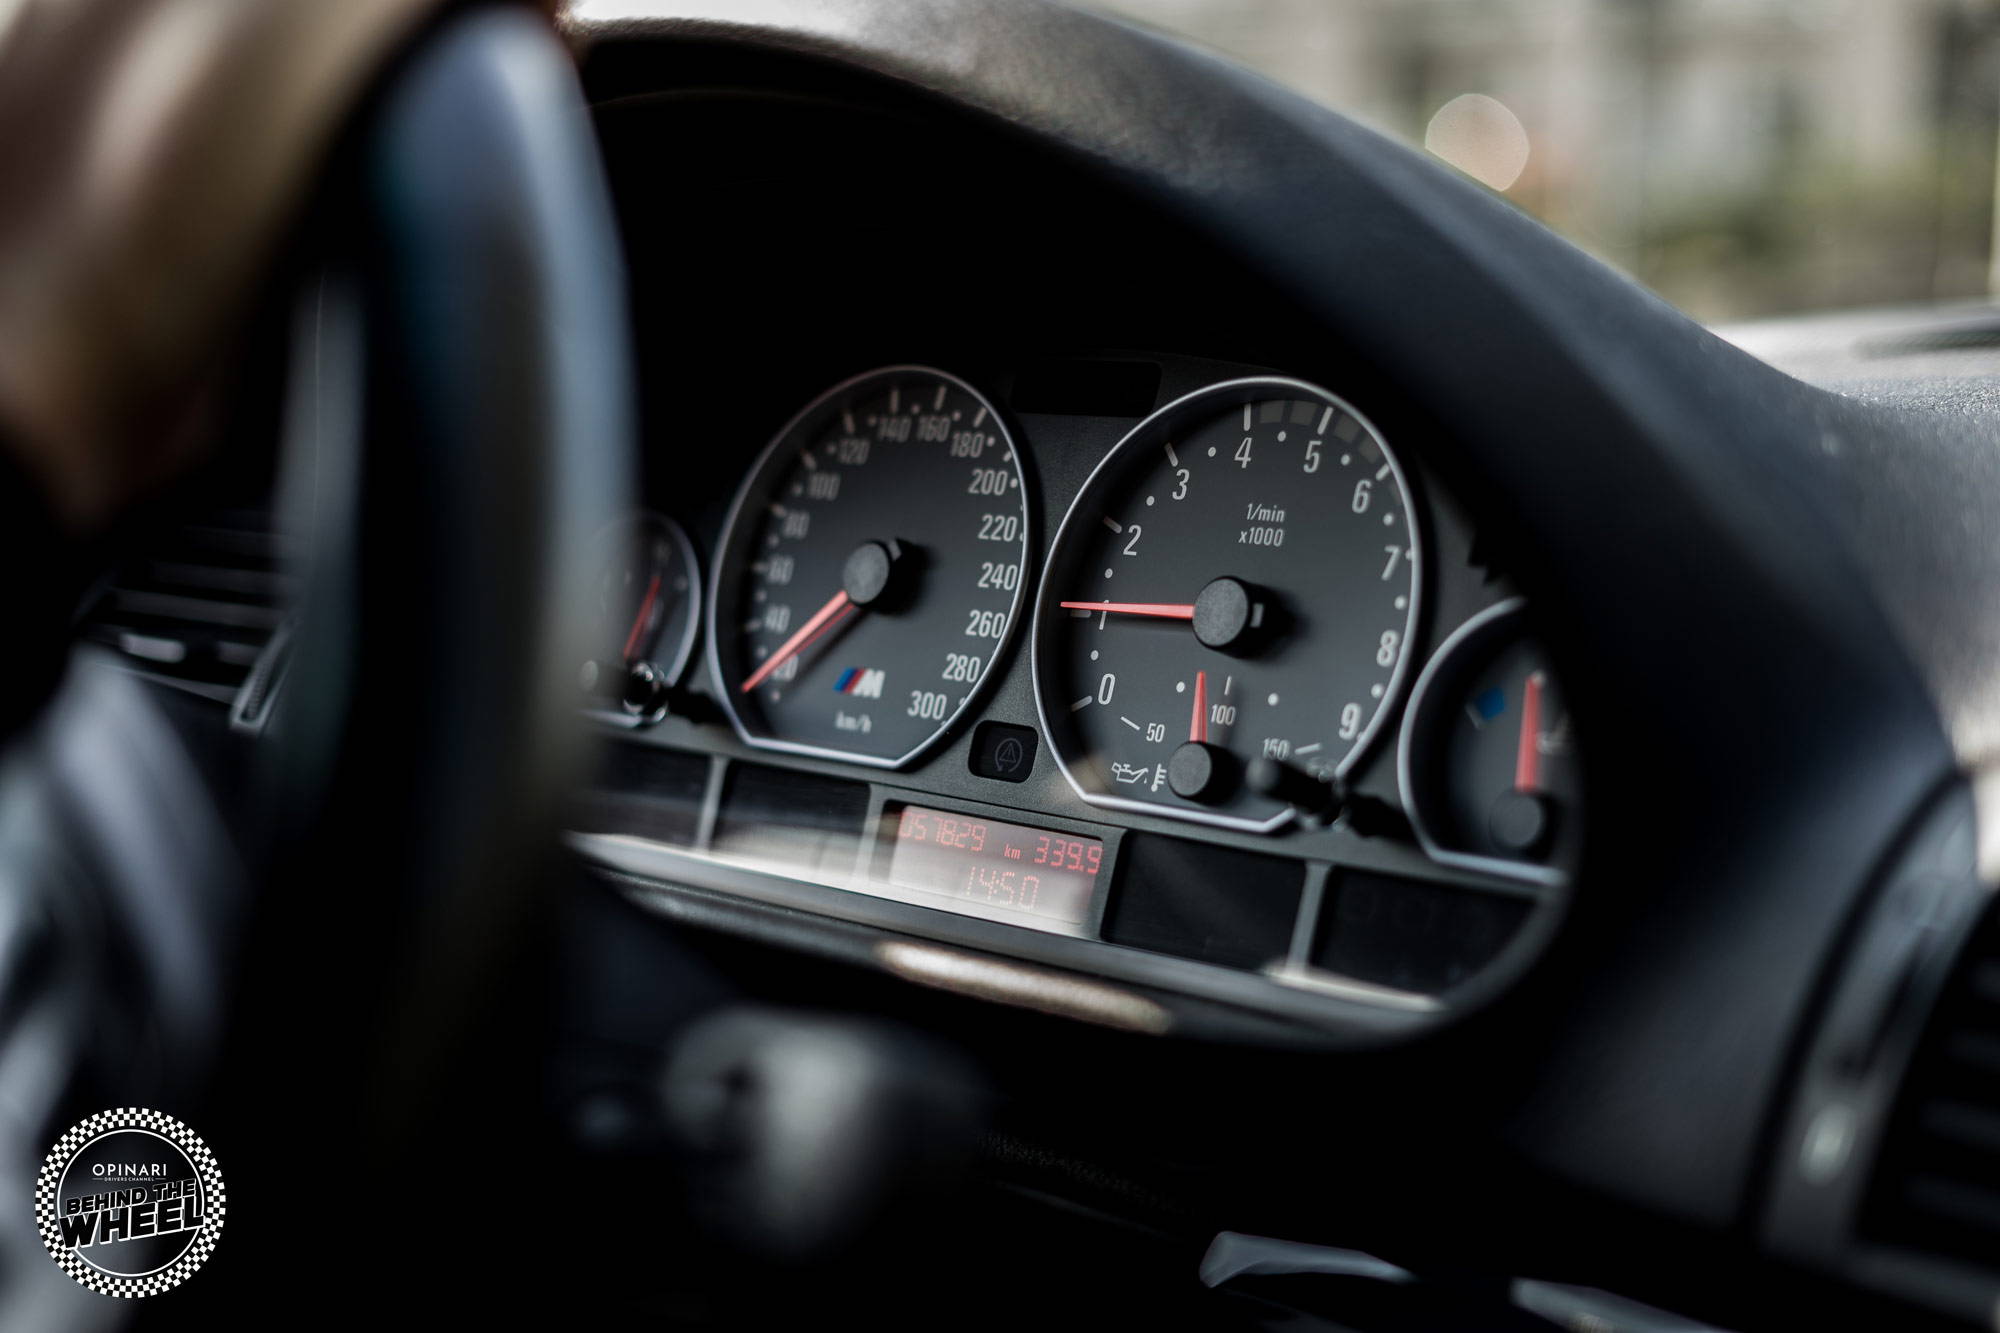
left=873, top=941, right=1172, bottom=1033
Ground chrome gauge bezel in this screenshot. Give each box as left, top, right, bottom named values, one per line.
left=1031, top=375, right=1425, bottom=833
left=1395, top=598, right=1569, bottom=888
left=706, top=365, right=1033, bottom=770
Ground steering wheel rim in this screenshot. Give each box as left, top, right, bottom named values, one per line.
left=0, top=6, right=632, bottom=1316
left=232, top=0, right=631, bottom=1143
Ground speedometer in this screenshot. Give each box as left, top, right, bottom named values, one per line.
left=709, top=366, right=1031, bottom=768
left=1032, top=377, right=1422, bottom=831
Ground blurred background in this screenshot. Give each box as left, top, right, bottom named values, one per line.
left=1107, top=0, right=2000, bottom=323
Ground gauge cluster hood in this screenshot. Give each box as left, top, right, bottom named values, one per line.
left=562, top=0, right=1979, bottom=1236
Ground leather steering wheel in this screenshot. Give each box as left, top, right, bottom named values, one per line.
left=0, top=2, right=631, bottom=1319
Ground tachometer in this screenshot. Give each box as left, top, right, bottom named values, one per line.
left=1032, top=377, right=1422, bottom=831
left=709, top=366, right=1031, bottom=767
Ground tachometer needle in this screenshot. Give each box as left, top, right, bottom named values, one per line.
left=1058, top=600, right=1196, bottom=619
left=1514, top=670, right=1545, bottom=793
left=740, top=589, right=855, bottom=693
left=621, top=572, right=662, bottom=664
left=1190, top=670, right=1208, bottom=743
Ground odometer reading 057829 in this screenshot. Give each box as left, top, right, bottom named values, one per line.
left=1033, top=377, right=1422, bottom=831
left=709, top=366, right=1031, bottom=768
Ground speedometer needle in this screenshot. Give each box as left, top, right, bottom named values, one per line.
left=1515, top=670, right=1545, bottom=792
left=1058, top=601, right=1196, bottom=619
left=740, top=589, right=855, bottom=693
left=1190, top=669, right=1208, bottom=743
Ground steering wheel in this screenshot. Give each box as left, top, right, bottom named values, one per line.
left=0, top=2, right=631, bottom=1318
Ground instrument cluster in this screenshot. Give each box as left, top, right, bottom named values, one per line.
left=574, top=355, right=1582, bottom=1031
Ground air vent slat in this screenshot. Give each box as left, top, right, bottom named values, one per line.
left=107, top=590, right=283, bottom=631
left=1900, top=1176, right=2000, bottom=1237
left=82, top=619, right=267, bottom=651
left=77, top=508, right=287, bottom=700
left=175, top=522, right=291, bottom=560
left=99, top=631, right=188, bottom=665
left=1966, top=962, right=2000, bottom=1008
left=1943, top=1031, right=2000, bottom=1074
left=1917, top=1100, right=2000, bottom=1155
left=141, top=561, right=290, bottom=599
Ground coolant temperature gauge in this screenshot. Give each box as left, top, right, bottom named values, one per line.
left=583, top=513, right=700, bottom=723
left=1397, top=600, right=1581, bottom=882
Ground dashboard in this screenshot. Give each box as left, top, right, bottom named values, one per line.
left=536, top=22, right=2000, bottom=1324
left=27, top=0, right=2000, bottom=1320
left=571, top=345, right=1578, bottom=1035
left=48, top=3, right=2000, bottom=1326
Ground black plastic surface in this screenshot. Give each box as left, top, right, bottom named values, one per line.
left=714, top=761, right=870, bottom=874
left=577, top=741, right=709, bottom=845
left=1104, top=831, right=1302, bottom=970
left=1011, top=357, right=1162, bottom=417
left=1314, top=869, right=1533, bottom=994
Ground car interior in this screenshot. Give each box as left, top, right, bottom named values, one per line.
left=7, top=1, right=2000, bottom=1328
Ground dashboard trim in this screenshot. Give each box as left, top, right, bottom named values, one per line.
left=872, top=940, right=1173, bottom=1033
left=569, top=826, right=1445, bottom=1037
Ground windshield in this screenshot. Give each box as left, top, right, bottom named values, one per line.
left=1107, top=0, right=2000, bottom=323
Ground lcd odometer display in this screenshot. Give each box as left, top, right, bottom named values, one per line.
left=709, top=366, right=1031, bottom=768
left=880, top=804, right=1102, bottom=932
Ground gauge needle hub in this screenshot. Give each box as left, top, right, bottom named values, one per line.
left=1190, top=669, right=1208, bottom=743
left=1514, top=670, right=1545, bottom=792
left=740, top=589, right=855, bottom=693
left=1058, top=600, right=1197, bottom=619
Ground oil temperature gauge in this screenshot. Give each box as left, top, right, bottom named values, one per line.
left=583, top=513, right=700, bottom=723
left=1397, top=600, right=1580, bottom=881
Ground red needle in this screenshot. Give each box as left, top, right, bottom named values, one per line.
left=621, top=572, right=662, bottom=663
left=1515, top=670, right=1545, bottom=793
left=1190, top=670, right=1208, bottom=743
left=740, top=589, right=855, bottom=694
left=1058, top=601, right=1196, bottom=619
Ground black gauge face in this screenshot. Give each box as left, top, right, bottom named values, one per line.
left=1398, top=601, right=1581, bottom=878
left=584, top=513, right=700, bottom=720
left=1034, top=377, right=1423, bottom=831
left=710, top=366, right=1031, bottom=767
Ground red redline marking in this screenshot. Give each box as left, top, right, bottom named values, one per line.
left=1191, top=670, right=1208, bottom=744
left=1057, top=601, right=1196, bottom=619
left=621, top=572, right=662, bottom=663
left=740, top=589, right=854, bottom=693
left=1515, top=670, right=1545, bottom=792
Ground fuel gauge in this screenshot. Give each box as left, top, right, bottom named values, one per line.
left=1397, top=600, right=1580, bottom=881
left=584, top=513, right=700, bottom=723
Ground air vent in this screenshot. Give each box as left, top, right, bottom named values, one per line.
left=1864, top=898, right=2000, bottom=1267
left=77, top=507, right=293, bottom=703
